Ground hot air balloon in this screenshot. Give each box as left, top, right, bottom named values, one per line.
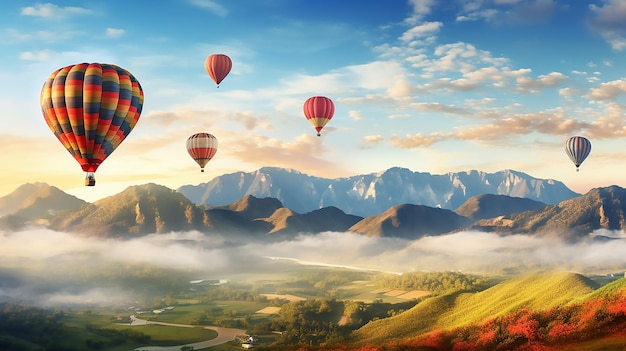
left=565, top=136, right=591, bottom=172
left=303, top=96, right=334, bottom=136
left=40, top=63, right=144, bottom=186
left=187, top=133, right=218, bottom=172
left=204, top=54, right=232, bottom=87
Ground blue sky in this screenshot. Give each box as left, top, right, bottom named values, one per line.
left=1, top=0, right=626, bottom=202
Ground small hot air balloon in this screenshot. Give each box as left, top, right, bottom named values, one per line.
left=204, top=54, right=232, bottom=87
left=187, top=133, right=218, bottom=172
left=40, top=63, right=144, bottom=186
left=565, top=136, right=591, bottom=172
left=303, top=96, right=334, bottom=136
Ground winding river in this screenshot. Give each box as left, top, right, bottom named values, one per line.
left=129, top=315, right=247, bottom=351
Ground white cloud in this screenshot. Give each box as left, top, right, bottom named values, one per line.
left=515, top=72, right=567, bottom=93
left=559, top=87, right=583, bottom=98
left=1, top=224, right=626, bottom=308
left=588, top=0, right=626, bottom=51
left=388, top=114, right=411, bottom=119
left=455, top=0, right=556, bottom=25
left=349, top=110, right=363, bottom=121
left=105, top=28, right=125, bottom=38
left=21, top=3, right=92, bottom=18
left=188, top=0, right=228, bottom=16
left=19, top=49, right=56, bottom=61
left=405, top=0, right=437, bottom=24
left=364, top=135, right=384, bottom=143
left=400, top=21, right=442, bottom=43
left=585, top=79, right=626, bottom=100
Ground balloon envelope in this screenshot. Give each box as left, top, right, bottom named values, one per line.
left=187, top=133, right=218, bottom=172
left=204, top=54, right=232, bottom=87
left=565, top=136, right=591, bottom=171
left=303, top=96, right=334, bottom=136
left=40, top=63, right=144, bottom=184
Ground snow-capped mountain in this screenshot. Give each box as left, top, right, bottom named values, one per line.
left=177, top=167, right=579, bottom=217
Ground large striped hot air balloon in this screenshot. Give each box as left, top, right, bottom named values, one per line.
left=187, top=133, right=218, bottom=172
left=40, top=63, right=144, bottom=186
left=204, top=54, right=232, bottom=88
left=565, top=136, right=591, bottom=172
left=303, top=96, right=334, bottom=136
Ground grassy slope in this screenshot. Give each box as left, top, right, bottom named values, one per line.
left=578, top=276, right=626, bottom=301
left=351, top=272, right=599, bottom=345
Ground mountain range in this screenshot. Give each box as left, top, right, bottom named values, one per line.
left=0, top=167, right=625, bottom=242
left=177, top=167, right=578, bottom=217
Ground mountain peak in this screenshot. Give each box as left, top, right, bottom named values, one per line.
left=178, top=167, right=579, bottom=217
left=349, top=203, right=471, bottom=239
left=0, top=182, right=87, bottom=217
left=455, top=194, right=546, bottom=221
left=226, top=195, right=284, bottom=220
left=468, top=184, right=626, bottom=240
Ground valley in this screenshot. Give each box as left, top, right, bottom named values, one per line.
left=1, top=258, right=625, bottom=350
left=1, top=170, right=626, bottom=350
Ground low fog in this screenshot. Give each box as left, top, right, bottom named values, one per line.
left=1, top=228, right=625, bottom=306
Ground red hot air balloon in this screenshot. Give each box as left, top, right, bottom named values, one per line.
left=187, top=133, right=218, bottom=172
left=204, top=54, right=232, bottom=87
left=303, top=96, right=334, bottom=136
left=40, top=63, right=144, bottom=186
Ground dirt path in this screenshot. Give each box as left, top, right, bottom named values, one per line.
left=130, top=315, right=247, bottom=351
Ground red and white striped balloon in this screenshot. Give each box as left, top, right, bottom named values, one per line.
left=186, top=133, right=218, bottom=172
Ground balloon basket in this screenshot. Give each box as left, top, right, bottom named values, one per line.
left=85, top=173, right=96, bottom=186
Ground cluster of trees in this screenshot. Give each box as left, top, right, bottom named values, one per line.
left=199, top=284, right=270, bottom=303
left=0, top=302, right=72, bottom=351
left=83, top=325, right=150, bottom=349
left=277, top=286, right=626, bottom=350
left=250, top=298, right=419, bottom=349
left=253, top=299, right=347, bottom=347
left=286, top=271, right=359, bottom=291
left=0, top=302, right=66, bottom=350
left=0, top=302, right=155, bottom=351
left=373, top=271, right=495, bottom=294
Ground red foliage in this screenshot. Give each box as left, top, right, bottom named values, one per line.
left=507, top=310, right=540, bottom=341
left=413, top=328, right=449, bottom=350
left=547, top=322, right=577, bottom=341
left=578, top=298, right=603, bottom=324
left=451, top=341, right=479, bottom=351
left=348, top=346, right=379, bottom=351
left=607, top=292, right=626, bottom=316
left=475, top=328, right=496, bottom=345
left=375, top=286, right=626, bottom=351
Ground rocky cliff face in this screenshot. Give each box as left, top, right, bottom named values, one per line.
left=178, top=167, right=579, bottom=217
left=467, top=185, right=626, bottom=241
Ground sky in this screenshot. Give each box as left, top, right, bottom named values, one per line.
left=2, top=0, right=626, bottom=202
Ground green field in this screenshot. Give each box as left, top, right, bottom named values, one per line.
left=1, top=266, right=625, bottom=351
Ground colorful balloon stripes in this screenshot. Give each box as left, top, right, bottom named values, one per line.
left=40, top=63, right=144, bottom=185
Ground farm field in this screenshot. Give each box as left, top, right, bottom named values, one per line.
left=1, top=264, right=625, bottom=350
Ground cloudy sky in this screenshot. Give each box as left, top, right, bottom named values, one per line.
left=1, top=0, right=626, bottom=202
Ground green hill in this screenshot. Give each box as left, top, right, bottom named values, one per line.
left=351, top=272, right=598, bottom=345
left=577, top=276, right=626, bottom=302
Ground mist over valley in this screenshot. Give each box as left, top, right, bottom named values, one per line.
left=1, top=167, right=626, bottom=350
